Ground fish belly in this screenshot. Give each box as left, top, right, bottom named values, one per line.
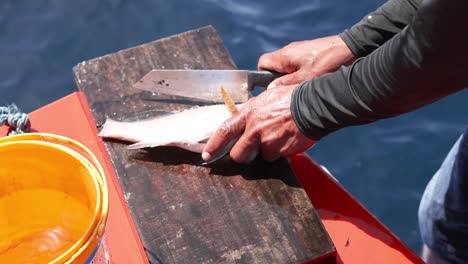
left=98, top=104, right=235, bottom=153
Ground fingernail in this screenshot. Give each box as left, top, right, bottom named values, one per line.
left=202, top=152, right=212, bottom=161
left=267, top=83, right=277, bottom=89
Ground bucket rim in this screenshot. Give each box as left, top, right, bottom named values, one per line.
left=0, top=133, right=109, bottom=264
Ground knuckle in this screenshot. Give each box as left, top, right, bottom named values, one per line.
left=245, top=132, right=260, bottom=146
left=219, top=121, right=234, bottom=138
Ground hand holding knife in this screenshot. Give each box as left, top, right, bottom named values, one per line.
left=133, top=68, right=284, bottom=164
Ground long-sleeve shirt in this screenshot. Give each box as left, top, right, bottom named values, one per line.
left=291, top=0, right=468, bottom=140
left=340, top=0, right=422, bottom=57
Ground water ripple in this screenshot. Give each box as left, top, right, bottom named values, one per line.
left=201, top=0, right=263, bottom=17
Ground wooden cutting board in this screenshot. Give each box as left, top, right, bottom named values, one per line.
left=73, top=25, right=336, bottom=264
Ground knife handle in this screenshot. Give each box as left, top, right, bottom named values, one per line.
left=247, top=70, right=284, bottom=90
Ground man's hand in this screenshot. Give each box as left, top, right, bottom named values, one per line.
left=201, top=35, right=354, bottom=164
left=202, top=85, right=315, bottom=164
left=258, top=35, right=356, bottom=88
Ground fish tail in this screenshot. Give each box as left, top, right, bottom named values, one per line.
left=98, top=118, right=121, bottom=137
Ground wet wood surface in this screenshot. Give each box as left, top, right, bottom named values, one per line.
left=73, top=26, right=335, bottom=263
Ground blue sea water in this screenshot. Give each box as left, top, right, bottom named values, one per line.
left=1, top=0, right=467, bottom=255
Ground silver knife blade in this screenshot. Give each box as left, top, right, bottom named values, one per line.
left=133, top=69, right=251, bottom=103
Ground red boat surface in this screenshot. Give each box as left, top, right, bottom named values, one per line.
left=0, top=92, right=424, bottom=263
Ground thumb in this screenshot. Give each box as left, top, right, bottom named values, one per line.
left=202, top=113, right=246, bottom=162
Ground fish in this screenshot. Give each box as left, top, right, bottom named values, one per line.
left=98, top=104, right=238, bottom=153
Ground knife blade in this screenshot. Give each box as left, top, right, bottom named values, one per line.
left=133, top=69, right=283, bottom=103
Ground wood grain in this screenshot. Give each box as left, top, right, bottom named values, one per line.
left=73, top=25, right=335, bottom=264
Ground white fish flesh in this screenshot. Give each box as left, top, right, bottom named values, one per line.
left=98, top=104, right=235, bottom=152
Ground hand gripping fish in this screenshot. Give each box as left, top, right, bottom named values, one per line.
left=98, top=104, right=238, bottom=153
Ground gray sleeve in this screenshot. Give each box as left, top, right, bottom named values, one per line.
left=291, top=0, right=468, bottom=140
left=339, top=0, right=422, bottom=57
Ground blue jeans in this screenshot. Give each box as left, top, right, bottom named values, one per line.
left=419, top=128, right=468, bottom=263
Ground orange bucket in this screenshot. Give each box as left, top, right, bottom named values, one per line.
left=0, top=133, right=109, bottom=263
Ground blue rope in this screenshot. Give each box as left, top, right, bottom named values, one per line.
left=0, top=104, right=31, bottom=135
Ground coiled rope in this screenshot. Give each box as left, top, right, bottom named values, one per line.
left=0, top=104, right=31, bottom=135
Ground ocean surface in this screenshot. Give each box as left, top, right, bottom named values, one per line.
left=1, top=0, right=467, bottom=254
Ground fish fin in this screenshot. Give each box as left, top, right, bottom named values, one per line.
left=126, top=141, right=161, bottom=149
left=127, top=141, right=206, bottom=153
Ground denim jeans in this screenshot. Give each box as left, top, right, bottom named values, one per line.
left=419, top=128, right=468, bottom=263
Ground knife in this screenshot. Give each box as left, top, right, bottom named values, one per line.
left=133, top=69, right=283, bottom=102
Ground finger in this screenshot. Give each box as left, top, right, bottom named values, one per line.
left=202, top=113, right=246, bottom=161
left=268, top=70, right=309, bottom=88
left=257, top=52, right=285, bottom=72
left=229, top=131, right=260, bottom=164
left=260, top=138, right=282, bottom=162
